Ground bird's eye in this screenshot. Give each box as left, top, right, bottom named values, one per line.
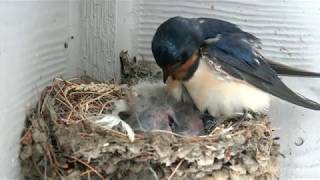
left=181, top=52, right=189, bottom=60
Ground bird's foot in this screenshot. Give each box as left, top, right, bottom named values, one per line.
left=240, top=110, right=252, bottom=120
left=235, top=110, right=260, bottom=120
left=245, top=110, right=263, bottom=120
left=201, top=112, right=222, bottom=134
left=232, top=110, right=261, bottom=128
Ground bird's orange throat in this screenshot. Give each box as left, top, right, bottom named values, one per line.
left=170, top=52, right=200, bottom=81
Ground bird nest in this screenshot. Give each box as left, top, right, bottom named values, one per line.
left=19, top=77, right=280, bottom=180
left=20, top=52, right=280, bottom=180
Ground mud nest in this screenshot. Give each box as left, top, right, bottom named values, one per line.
left=20, top=55, right=280, bottom=179
left=19, top=78, right=280, bottom=180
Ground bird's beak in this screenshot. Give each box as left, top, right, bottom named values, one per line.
left=162, top=67, right=169, bottom=83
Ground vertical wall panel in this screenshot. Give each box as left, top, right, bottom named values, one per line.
left=80, top=0, right=118, bottom=82
left=0, top=1, right=78, bottom=178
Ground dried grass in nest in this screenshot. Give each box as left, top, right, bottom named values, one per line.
left=20, top=78, right=280, bottom=180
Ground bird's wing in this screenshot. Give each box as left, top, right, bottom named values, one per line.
left=195, top=17, right=320, bottom=77
left=195, top=17, right=258, bottom=42
left=205, top=33, right=320, bottom=110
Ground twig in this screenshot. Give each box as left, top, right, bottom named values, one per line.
left=230, top=129, right=247, bottom=136
left=80, top=169, right=93, bottom=176
left=55, top=95, right=73, bottom=110
left=168, top=160, right=184, bottom=180
left=32, top=157, right=55, bottom=180
left=69, top=91, right=106, bottom=96
left=150, top=130, right=186, bottom=138
left=42, top=144, right=62, bottom=176
left=96, top=126, right=129, bottom=138
left=20, top=127, right=32, bottom=144
left=66, top=108, right=75, bottom=120
left=41, top=144, right=54, bottom=166
left=56, top=83, right=74, bottom=109
left=84, top=87, right=121, bottom=105
left=67, top=156, right=106, bottom=180
left=46, top=144, right=66, bottom=169
left=98, top=102, right=110, bottom=115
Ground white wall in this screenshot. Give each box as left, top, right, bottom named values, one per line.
left=0, top=1, right=80, bottom=178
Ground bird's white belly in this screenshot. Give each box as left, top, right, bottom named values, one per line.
left=183, top=61, right=270, bottom=117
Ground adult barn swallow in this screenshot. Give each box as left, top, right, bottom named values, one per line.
left=151, top=16, right=320, bottom=118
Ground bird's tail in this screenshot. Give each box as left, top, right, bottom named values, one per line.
left=267, top=60, right=320, bottom=77
left=267, top=77, right=320, bottom=110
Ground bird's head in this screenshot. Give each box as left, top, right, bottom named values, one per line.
left=151, top=16, right=202, bottom=83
